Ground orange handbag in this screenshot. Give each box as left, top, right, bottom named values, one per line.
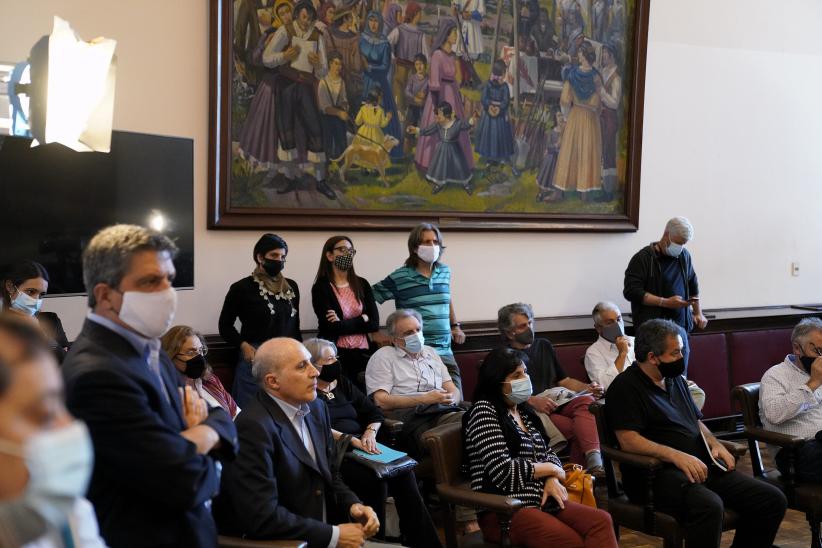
left=562, top=463, right=597, bottom=508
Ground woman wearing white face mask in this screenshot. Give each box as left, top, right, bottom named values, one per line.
left=372, top=223, right=466, bottom=397
left=0, top=316, right=105, bottom=548
left=1, top=261, right=68, bottom=362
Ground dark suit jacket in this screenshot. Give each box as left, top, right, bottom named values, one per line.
left=215, top=390, right=360, bottom=547
left=311, top=276, right=379, bottom=344
left=63, top=319, right=238, bottom=548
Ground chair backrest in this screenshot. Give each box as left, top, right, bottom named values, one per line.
left=731, top=382, right=766, bottom=476
left=589, top=402, right=622, bottom=497
left=422, top=421, right=463, bottom=487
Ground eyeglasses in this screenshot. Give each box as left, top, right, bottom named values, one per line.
left=333, top=246, right=356, bottom=256
left=176, top=347, right=208, bottom=359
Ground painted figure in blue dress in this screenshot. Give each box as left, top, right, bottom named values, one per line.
left=474, top=60, right=519, bottom=179
left=359, top=11, right=404, bottom=159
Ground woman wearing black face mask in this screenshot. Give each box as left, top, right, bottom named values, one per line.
left=218, top=233, right=301, bottom=407
left=305, top=338, right=442, bottom=548
left=311, top=235, right=379, bottom=389
left=162, top=326, right=240, bottom=419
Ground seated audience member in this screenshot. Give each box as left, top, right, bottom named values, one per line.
left=365, top=309, right=464, bottom=457
left=305, top=338, right=442, bottom=547
left=0, top=316, right=105, bottom=548
left=464, top=347, right=618, bottom=548
left=162, top=325, right=240, bottom=419
left=760, top=317, right=822, bottom=481
left=498, top=303, right=603, bottom=473
left=1, top=260, right=67, bottom=361
left=62, top=224, right=238, bottom=548
left=606, top=319, right=787, bottom=548
left=584, top=301, right=706, bottom=409
left=215, top=337, right=379, bottom=547
left=311, top=235, right=380, bottom=387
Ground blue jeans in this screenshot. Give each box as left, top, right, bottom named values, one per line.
left=231, top=344, right=259, bottom=408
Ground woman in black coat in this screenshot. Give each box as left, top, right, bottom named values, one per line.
left=218, top=233, right=301, bottom=407
left=311, top=235, right=379, bottom=386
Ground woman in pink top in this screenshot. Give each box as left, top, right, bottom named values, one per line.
left=311, top=236, right=380, bottom=388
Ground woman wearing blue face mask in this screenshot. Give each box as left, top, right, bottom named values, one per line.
left=2, top=261, right=68, bottom=361
left=463, top=347, right=617, bottom=548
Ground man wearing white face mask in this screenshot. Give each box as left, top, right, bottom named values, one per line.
left=365, top=309, right=464, bottom=457
left=623, top=216, right=708, bottom=374
left=0, top=316, right=105, bottom=548
left=62, top=225, right=238, bottom=548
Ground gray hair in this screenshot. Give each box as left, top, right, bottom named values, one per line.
left=791, top=318, right=822, bottom=349
left=405, top=222, right=446, bottom=268
left=386, top=309, right=422, bottom=337
left=665, top=216, right=694, bottom=242
left=82, top=224, right=178, bottom=307
left=303, top=337, right=337, bottom=365
left=592, top=301, right=621, bottom=326
left=634, top=319, right=683, bottom=363
left=497, top=303, right=534, bottom=334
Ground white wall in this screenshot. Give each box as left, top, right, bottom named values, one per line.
left=2, top=0, right=821, bottom=339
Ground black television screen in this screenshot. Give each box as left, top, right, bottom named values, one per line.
left=0, top=130, right=194, bottom=295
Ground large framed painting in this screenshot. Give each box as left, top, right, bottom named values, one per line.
left=209, top=0, right=649, bottom=231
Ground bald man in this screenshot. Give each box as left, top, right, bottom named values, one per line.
left=215, top=337, right=379, bottom=547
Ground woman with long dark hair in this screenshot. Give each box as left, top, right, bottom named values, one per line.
left=464, top=347, right=617, bottom=547
left=218, top=233, right=301, bottom=407
left=311, top=235, right=379, bottom=386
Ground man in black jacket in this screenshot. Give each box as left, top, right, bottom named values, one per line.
left=215, top=337, right=379, bottom=547
left=623, top=216, right=708, bottom=373
left=63, top=224, right=238, bottom=548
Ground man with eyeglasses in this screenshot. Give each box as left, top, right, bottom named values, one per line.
left=760, top=317, right=822, bottom=481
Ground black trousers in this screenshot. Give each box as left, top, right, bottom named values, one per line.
left=776, top=438, right=822, bottom=482
left=624, top=466, right=786, bottom=548
left=339, top=458, right=442, bottom=548
left=337, top=347, right=372, bottom=391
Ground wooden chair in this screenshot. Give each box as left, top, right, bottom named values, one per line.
left=733, top=382, right=822, bottom=548
left=590, top=402, right=745, bottom=548
left=217, top=536, right=306, bottom=547
left=423, top=422, right=524, bottom=548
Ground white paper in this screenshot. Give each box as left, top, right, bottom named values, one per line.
left=290, top=36, right=316, bottom=73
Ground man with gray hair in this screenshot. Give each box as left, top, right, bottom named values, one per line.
left=365, top=309, right=463, bottom=457
left=584, top=300, right=705, bottom=409
left=760, top=317, right=822, bottom=481
left=606, top=319, right=786, bottom=548
left=63, top=224, right=238, bottom=547
left=216, top=337, right=379, bottom=546
left=623, top=216, right=708, bottom=373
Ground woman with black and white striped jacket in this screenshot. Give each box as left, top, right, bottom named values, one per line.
left=463, top=347, right=617, bottom=548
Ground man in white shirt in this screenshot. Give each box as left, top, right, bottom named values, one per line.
left=584, top=301, right=705, bottom=409
left=366, top=309, right=463, bottom=457
left=760, top=317, right=822, bottom=481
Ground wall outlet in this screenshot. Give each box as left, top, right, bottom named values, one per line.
left=792, top=262, right=800, bottom=277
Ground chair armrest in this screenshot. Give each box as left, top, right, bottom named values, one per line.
left=437, top=484, right=525, bottom=515
left=718, top=440, right=747, bottom=458
left=744, top=426, right=806, bottom=449
left=217, top=536, right=307, bottom=548
left=601, top=446, right=663, bottom=470
left=381, top=418, right=403, bottom=433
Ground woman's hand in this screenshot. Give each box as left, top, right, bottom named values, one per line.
left=240, top=342, right=256, bottom=362
left=326, top=309, right=341, bottom=323
left=541, top=477, right=568, bottom=509
left=360, top=429, right=380, bottom=454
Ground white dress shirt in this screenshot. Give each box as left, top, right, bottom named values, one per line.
left=584, top=335, right=636, bottom=390
left=760, top=355, right=822, bottom=440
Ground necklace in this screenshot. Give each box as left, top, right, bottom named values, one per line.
left=254, top=277, right=296, bottom=317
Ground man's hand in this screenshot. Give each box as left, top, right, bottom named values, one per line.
left=693, top=312, right=708, bottom=330
left=424, top=388, right=456, bottom=405
left=451, top=326, right=466, bottom=344
left=350, top=503, right=380, bottom=537
left=669, top=449, right=708, bottom=483
left=527, top=395, right=558, bottom=414
left=180, top=386, right=208, bottom=428
left=587, top=382, right=604, bottom=398
left=710, top=442, right=736, bottom=471
left=665, top=295, right=690, bottom=309
left=181, top=424, right=220, bottom=455
left=615, top=336, right=631, bottom=355
left=283, top=46, right=300, bottom=61
left=337, top=523, right=366, bottom=548
left=308, top=51, right=320, bottom=67
left=240, top=341, right=256, bottom=362
left=807, top=358, right=822, bottom=391
left=540, top=477, right=567, bottom=509
left=338, top=111, right=350, bottom=121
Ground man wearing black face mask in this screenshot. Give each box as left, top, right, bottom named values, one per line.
left=606, top=319, right=787, bottom=548
left=760, top=317, right=822, bottom=482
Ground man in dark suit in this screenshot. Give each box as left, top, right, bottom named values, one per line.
left=215, top=337, right=380, bottom=548
left=62, top=224, right=238, bottom=548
